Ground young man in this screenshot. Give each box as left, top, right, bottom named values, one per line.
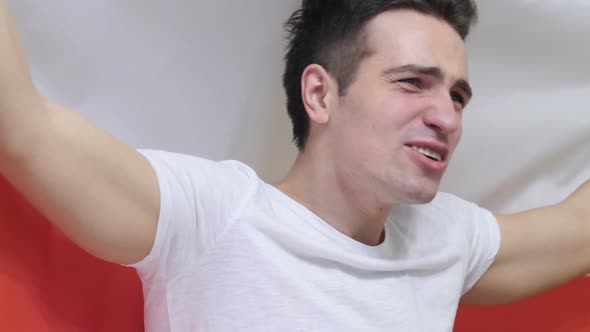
left=0, top=0, right=589, bottom=331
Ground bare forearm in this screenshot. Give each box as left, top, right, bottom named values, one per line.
left=0, top=97, right=47, bottom=165
left=3, top=101, right=159, bottom=264
left=564, top=179, right=590, bottom=221
left=464, top=180, right=590, bottom=305
left=0, top=0, right=46, bottom=160
left=0, top=2, right=160, bottom=264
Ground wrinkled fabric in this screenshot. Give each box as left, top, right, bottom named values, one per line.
left=1, top=0, right=589, bottom=331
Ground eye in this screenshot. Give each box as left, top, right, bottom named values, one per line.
left=399, top=78, right=424, bottom=89
left=451, top=91, right=466, bottom=106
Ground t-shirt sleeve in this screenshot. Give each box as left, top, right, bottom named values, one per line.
left=460, top=200, right=501, bottom=295
left=125, top=149, right=257, bottom=279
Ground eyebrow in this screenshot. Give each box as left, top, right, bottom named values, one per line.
left=382, top=64, right=473, bottom=100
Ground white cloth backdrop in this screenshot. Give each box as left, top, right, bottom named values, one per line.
left=8, top=0, right=590, bottom=214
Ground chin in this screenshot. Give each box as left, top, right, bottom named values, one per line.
left=402, top=182, right=440, bottom=205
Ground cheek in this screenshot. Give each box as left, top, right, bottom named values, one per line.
left=455, top=120, right=463, bottom=142
left=383, top=93, right=426, bottom=124
left=385, top=89, right=463, bottom=127
left=448, top=121, right=463, bottom=156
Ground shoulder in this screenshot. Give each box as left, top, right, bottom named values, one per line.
left=138, top=149, right=259, bottom=185
left=137, top=149, right=261, bottom=212
left=429, top=192, right=478, bottom=211
left=388, top=192, right=496, bottom=237
left=391, top=192, right=479, bottom=218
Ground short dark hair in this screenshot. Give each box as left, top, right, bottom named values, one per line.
left=283, top=0, right=478, bottom=149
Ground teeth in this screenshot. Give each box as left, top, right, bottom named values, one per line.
left=411, top=146, right=442, bottom=161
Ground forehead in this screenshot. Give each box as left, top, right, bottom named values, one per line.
left=363, top=9, right=469, bottom=80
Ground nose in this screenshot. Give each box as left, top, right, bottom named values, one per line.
left=422, top=92, right=461, bottom=135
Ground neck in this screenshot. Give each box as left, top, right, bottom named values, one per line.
left=274, top=149, right=392, bottom=246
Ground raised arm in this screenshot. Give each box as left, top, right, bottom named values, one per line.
left=461, top=179, right=590, bottom=304
left=0, top=1, right=160, bottom=265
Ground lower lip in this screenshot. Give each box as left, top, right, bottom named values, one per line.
left=405, top=146, right=447, bottom=174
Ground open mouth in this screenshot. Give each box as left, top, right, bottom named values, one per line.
left=408, top=145, right=443, bottom=162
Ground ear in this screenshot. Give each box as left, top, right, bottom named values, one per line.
left=301, top=64, right=336, bottom=125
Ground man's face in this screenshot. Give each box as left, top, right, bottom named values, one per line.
left=328, top=10, right=471, bottom=205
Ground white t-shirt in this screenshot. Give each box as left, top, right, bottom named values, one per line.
left=130, top=150, right=501, bottom=332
